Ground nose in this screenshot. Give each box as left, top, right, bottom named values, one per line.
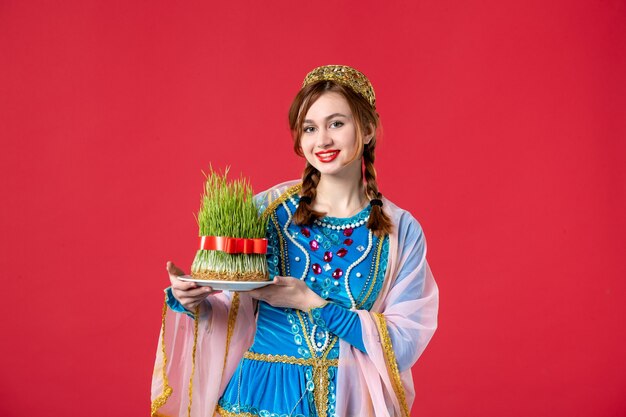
left=316, top=128, right=333, bottom=148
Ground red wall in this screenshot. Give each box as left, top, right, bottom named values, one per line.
left=1, top=1, right=624, bottom=416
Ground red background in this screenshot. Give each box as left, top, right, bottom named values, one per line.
left=1, top=1, right=625, bottom=416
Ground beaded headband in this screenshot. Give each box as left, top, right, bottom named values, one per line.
left=302, top=65, right=376, bottom=109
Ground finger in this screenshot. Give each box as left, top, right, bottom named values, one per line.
left=166, top=261, right=186, bottom=276
left=176, top=289, right=222, bottom=304
left=177, top=286, right=215, bottom=298
left=170, top=276, right=198, bottom=290
left=177, top=294, right=208, bottom=308
left=247, top=289, right=266, bottom=301
left=273, top=276, right=292, bottom=286
left=183, top=300, right=201, bottom=312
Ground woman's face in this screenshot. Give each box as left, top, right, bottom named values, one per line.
left=299, top=91, right=369, bottom=178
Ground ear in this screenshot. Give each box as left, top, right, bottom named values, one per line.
left=363, top=123, right=375, bottom=145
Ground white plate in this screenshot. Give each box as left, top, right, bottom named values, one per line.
left=177, top=276, right=274, bottom=291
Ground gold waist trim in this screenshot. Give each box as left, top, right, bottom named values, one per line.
left=216, top=405, right=254, bottom=417
left=243, top=351, right=338, bottom=367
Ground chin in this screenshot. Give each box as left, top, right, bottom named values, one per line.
left=311, top=161, right=359, bottom=178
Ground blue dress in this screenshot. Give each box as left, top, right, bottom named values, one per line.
left=169, top=193, right=389, bottom=417
left=218, top=193, right=390, bottom=417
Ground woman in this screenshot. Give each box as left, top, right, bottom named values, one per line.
left=151, top=65, right=438, bottom=417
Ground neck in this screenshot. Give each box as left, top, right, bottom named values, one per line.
left=313, top=162, right=367, bottom=218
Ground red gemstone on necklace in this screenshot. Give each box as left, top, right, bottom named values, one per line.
left=312, top=263, right=322, bottom=274
left=332, top=268, right=343, bottom=279
left=343, top=228, right=353, bottom=236
left=323, top=251, right=333, bottom=262
left=301, top=228, right=311, bottom=237
left=310, top=240, right=319, bottom=251
left=344, top=238, right=353, bottom=246
left=337, top=248, right=348, bottom=257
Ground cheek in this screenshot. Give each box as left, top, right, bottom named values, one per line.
left=300, top=137, right=315, bottom=153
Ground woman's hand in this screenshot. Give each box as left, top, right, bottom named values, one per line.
left=248, top=276, right=327, bottom=310
left=167, top=261, right=221, bottom=312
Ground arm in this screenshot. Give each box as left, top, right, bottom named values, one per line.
left=309, top=302, right=367, bottom=352
left=375, top=214, right=438, bottom=371
left=353, top=211, right=438, bottom=372
left=334, top=212, right=438, bottom=417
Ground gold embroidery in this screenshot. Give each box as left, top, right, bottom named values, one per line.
left=187, top=305, right=200, bottom=417
left=295, top=311, right=338, bottom=417
left=374, top=313, right=410, bottom=417
left=208, top=293, right=242, bottom=417
left=261, top=183, right=302, bottom=220
left=243, top=351, right=338, bottom=367
left=151, top=295, right=174, bottom=416
left=267, top=185, right=302, bottom=277
left=295, top=310, right=316, bottom=352
left=312, top=356, right=330, bottom=417
left=218, top=351, right=340, bottom=417
left=223, top=292, right=241, bottom=372
left=258, top=183, right=345, bottom=417
left=215, top=405, right=256, bottom=417
left=357, top=237, right=384, bottom=309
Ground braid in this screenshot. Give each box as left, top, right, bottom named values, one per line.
left=293, top=162, right=325, bottom=225
left=363, top=144, right=393, bottom=237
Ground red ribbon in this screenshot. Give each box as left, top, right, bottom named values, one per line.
left=199, top=236, right=268, bottom=254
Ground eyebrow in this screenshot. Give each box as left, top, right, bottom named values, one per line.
left=303, top=113, right=349, bottom=124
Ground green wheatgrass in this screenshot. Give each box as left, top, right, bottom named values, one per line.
left=190, top=167, right=269, bottom=280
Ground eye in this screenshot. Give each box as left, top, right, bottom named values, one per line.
left=329, top=120, right=344, bottom=128
left=303, top=126, right=316, bottom=133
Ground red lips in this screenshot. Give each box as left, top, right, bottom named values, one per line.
left=315, top=150, right=340, bottom=163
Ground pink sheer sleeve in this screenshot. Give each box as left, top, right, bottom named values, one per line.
left=151, top=291, right=257, bottom=416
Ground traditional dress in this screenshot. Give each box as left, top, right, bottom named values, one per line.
left=151, top=180, right=438, bottom=417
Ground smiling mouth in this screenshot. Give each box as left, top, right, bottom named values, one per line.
left=315, top=150, right=340, bottom=162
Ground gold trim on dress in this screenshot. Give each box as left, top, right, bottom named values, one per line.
left=216, top=405, right=256, bottom=417
left=223, top=292, right=240, bottom=371
left=261, top=183, right=302, bottom=220
left=257, top=183, right=349, bottom=417
left=210, top=292, right=241, bottom=417
left=374, top=312, right=410, bottom=417
left=186, top=305, right=200, bottom=417
left=243, top=351, right=339, bottom=367
left=295, top=311, right=338, bottom=417
left=151, top=294, right=174, bottom=416
left=357, top=236, right=384, bottom=309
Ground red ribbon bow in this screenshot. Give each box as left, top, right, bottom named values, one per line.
left=199, top=236, right=268, bottom=254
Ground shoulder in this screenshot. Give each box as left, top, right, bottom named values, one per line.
left=254, top=180, right=302, bottom=215
left=382, top=197, right=424, bottom=235
left=382, top=196, right=426, bottom=251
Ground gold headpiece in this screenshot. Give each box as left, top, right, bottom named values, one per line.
left=302, top=65, right=376, bottom=109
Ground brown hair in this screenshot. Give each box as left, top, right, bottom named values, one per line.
left=288, top=80, right=393, bottom=237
